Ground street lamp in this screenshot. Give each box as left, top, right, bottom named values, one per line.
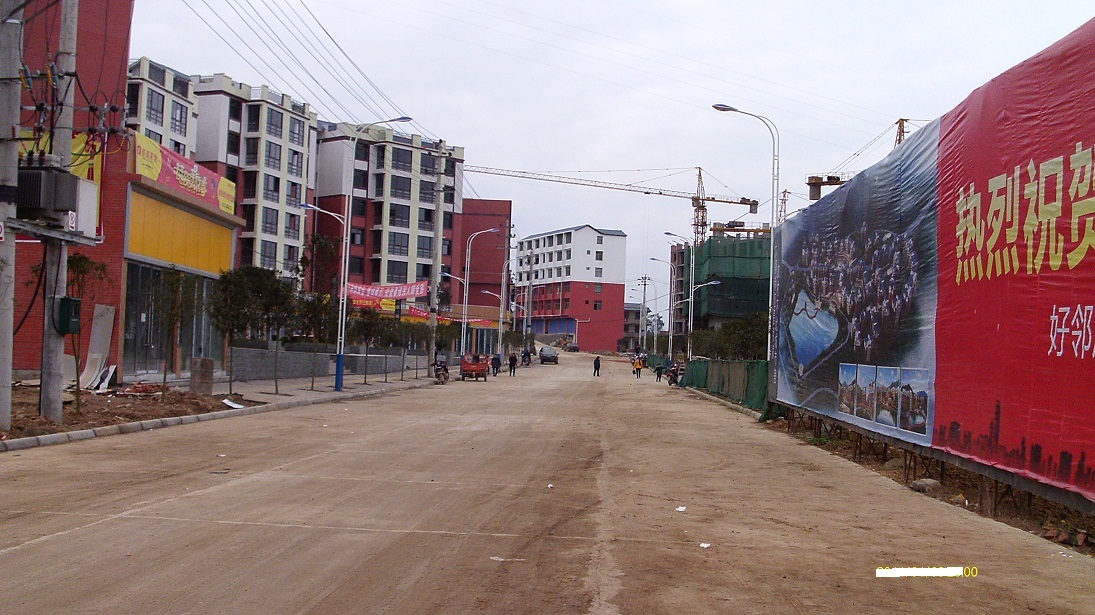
left=650, top=257, right=674, bottom=357
left=666, top=231, right=704, bottom=360
left=320, top=116, right=413, bottom=392
left=481, top=289, right=505, bottom=357
left=713, top=103, right=780, bottom=369
left=462, top=228, right=500, bottom=355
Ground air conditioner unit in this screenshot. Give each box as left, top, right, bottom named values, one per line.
left=16, top=168, right=80, bottom=221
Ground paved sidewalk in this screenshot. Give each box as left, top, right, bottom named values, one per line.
left=208, top=369, right=435, bottom=408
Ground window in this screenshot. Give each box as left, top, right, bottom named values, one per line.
left=245, top=138, right=259, bottom=165
left=417, top=236, right=432, bottom=258
left=387, top=260, right=408, bottom=284
left=416, top=263, right=432, bottom=280
left=287, top=149, right=303, bottom=176
left=442, top=238, right=451, bottom=256
left=352, top=198, right=367, bottom=217
left=225, top=166, right=239, bottom=186
left=563, top=282, right=570, bottom=292
left=445, top=158, right=456, bottom=176
left=261, top=207, right=278, bottom=234
left=283, top=244, right=298, bottom=271
left=229, top=99, right=242, bottom=121
left=264, top=142, right=282, bottom=170
left=353, top=170, right=368, bottom=191
left=355, top=140, right=369, bottom=162
left=444, top=189, right=454, bottom=204
left=227, top=131, right=241, bottom=156
left=374, top=144, right=386, bottom=167
left=392, top=148, right=412, bottom=171
left=593, top=301, right=602, bottom=311
left=263, top=174, right=280, bottom=202
left=148, top=63, right=166, bottom=85
left=170, top=140, right=186, bottom=156
left=564, top=298, right=570, bottom=309
left=418, top=208, right=434, bottom=231
left=350, top=228, right=364, bottom=245
left=126, top=83, right=140, bottom=118
left=547, top=236, right=554, bottom=247
left=349, top=256, right=364, bottom=275
left=565, top=232, right=572, bottom=243
left=389, top=204, right=410, bottom=227
left=146, top=90, right=164, bottom=124
left=285, top=213, right=300, bottom=240
left=389, top=232, right=409, bottom=256
left=170, top=101, right=187, bottom=134
left=595, top=251, right=603, bottom=261
left=242, top=171, right=257, bottom=199
left=266, top=108, right=283, bottom=138
left=556, top=250, right=562, bottom=261
left=594, top=284, right=602, bottom=293
left=595, top=267, right=603, bottom=278
left=596, top=235, right=603, bottom=244
left=443, top=211, right=453, bottom=229
left=421, top=153, right=437, bottom=174
left=391, top=176, right=411, bottom=199
left=534, top=239, right=540, bottom=249
left=372, top=173, right=384, bottom=197
left=288, top=117, right=305, bottom=146
left=246, top=104, right=260, bottom=132
left=260, top=240, right=277, bottom=269
left=547, top=253, right=553, bottom=262
left=286, top=181, right=301, bottom=207
left=419, top=180, right=435, bottom=203
left=143, top=129, right=162, bottom=143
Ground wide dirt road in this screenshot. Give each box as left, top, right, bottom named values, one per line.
left=1, top=353, right=1092, bottom=614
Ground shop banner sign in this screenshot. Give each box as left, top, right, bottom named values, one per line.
left=134, top=133, right=236, bottom=215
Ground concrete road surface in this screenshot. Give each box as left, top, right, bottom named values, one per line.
left=1, top=353, right=1092, bottom=614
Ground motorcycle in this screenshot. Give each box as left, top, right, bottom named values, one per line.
left=434, top=361, right=450, bottom=384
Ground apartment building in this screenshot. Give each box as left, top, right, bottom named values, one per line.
left=192, top=73, right=318, bottom=276
left=125, top=57, right=197, bottom=158
left=514, top=225, right=626, bottom=352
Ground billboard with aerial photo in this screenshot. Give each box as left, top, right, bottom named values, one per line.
left=773, top=18, right=1095, bottom=501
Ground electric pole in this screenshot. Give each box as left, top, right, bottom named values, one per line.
left=427, top=141, right=447, bottom=376
left=0, top=0, right=25, bottom=430
left=39, top=0, right=78, bottom=423
left=636, top=275, right=651, bottom=352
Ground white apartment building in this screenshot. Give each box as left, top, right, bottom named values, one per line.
left=192, top=73, right=318, bottom=276
left=315, top=122, right=464, bottom=290
left=125, top=57, right=197, bottom=158
left=515, top=225, right=626, bottom=285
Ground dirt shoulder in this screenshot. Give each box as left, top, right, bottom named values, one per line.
left=4, top=384, right=253, bottom=441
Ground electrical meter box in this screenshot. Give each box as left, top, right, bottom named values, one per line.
left=57, top=297, right=81, bottom=335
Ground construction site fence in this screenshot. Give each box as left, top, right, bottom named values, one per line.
left=680, top=359, right=769, bottom=410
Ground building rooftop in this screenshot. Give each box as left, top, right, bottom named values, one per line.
left=521, top=224, right=626, bottom=241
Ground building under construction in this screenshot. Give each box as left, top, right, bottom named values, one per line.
left=670, top=234, right=770, bottom=334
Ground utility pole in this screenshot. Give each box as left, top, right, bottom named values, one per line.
left=0, top=0, right=24, bottom=430
left=637, top=275, right=650, bottom=352
left=39, top=0, right=77, bottom=423
left=427, top=141, right=447, bottom=377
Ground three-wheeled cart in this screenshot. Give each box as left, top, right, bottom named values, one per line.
left=459, top=355, right=490, bottom=381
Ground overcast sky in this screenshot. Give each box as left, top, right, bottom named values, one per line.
left=131, top=1, right=1093, bottom=311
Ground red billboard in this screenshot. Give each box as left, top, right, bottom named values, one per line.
left=935, top=19, right=1095, bottom=498
left=774, top=17, right=1095, bottom=503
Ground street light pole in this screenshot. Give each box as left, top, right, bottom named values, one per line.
left=330, top=116, right=412, bottom=391
left=713, top=104, right=780, bottom=370
left=461, top=227, right=499, bottom=356
left=665, top=232, right=698, bottom=360
left=650, top=257, right=674, bottom=358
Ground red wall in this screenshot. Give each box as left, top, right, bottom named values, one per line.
left=13, top=0, right=135, bottom=374
left=455, top=199, right=511, bottom=308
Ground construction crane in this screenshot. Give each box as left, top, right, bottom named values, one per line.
left=463, top=166, right=758, bottom=245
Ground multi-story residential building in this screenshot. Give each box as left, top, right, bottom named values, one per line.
left=193, top=74, right=318, bottom=276
left=514, top=225, right=626, bottom=352
left=314, top=124, right=463, bottom=293
left=667, top=234, right=770, bottom=337
left=621, top=302, right=643, bottom=352
left=125, top=57, right=197, bottom=158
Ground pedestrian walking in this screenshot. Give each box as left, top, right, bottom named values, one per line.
left=508, top=353, right=518, bottom=376
left=633, top=356, right=643, bottom=379
left=491, top=354, right=502, bottom=376
left=593, top=356, right=601, bottom=377
left=654, top=363, right=664, bottom=382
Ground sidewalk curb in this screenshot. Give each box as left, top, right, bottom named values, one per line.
left=685, top=387, right=763, bottom=421
left=0, top=379, right=435, bottom=454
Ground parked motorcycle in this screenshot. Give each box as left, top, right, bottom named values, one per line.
left=434, top=360, right=450, bottom=384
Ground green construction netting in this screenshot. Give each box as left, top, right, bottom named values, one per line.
left=680, top=359, right=768, bottom=410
